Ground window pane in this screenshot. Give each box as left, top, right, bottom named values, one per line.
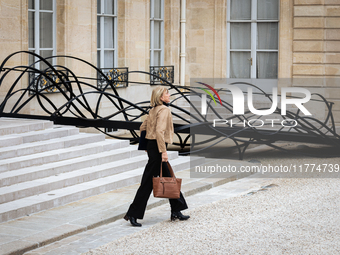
left=97, top=17, right=101, bottom=48
left=154, top=21, right=161, bottom=49
left=258, top=0, right=279, bottom=20
left=28, top=0, right=34, bottom=9
left=40, top=12, right=53, bottom=48
left=230, top=23, right=251, bottom=49
left=40, top=0, right=53, bottom=10
left=40, top=50, right=53, bottom=70
left=154, top=0, right=162, bottom=19
left=97, top=0, right=101, bottom=14
left=104, top=50, right=114, bottom=68
left=97, top=51, right=101, bottom=68
left=104, top=17, right=114, bottom=48
left=29, top=11, right=35, bottom=48
left=257, top=23, right=278, bottom=49
left=230, top=0, right=251, bottom=20
left=257, top=52, right=278, bottom=78
left=230, top=52, right=251, bottom=78
left=104, top=0, right=114, bottom=14
left=29, top=50, right=35, bottom=66
left=154, top=51, right=160, bottom=66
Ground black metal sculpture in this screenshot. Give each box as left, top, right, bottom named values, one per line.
left=1, top=51, right=339, bottom=159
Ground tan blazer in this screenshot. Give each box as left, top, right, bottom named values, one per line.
left=140, top=104, right=174, bottom=153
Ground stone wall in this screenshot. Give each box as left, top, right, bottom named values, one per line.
left=56, top=0, right=97, bottom=83
left=164, top=0, right=180, bottom=85
left=292, top=0, right=340, bottom=124
left=0, top=0, right=28, bottom=95
left=185, top=0, right=226, bottom=83
left=279, top=0, right=294, bottom=79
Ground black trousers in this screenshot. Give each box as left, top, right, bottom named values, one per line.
left=126, top=140, right=188, bottom=219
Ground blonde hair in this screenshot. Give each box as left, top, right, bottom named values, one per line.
left=150, top=86, right=168, bottom=107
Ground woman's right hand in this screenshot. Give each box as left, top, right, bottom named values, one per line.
left=162, top=151, right=168, bottom=162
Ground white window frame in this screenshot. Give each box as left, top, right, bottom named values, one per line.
left=150, top=0, right=164, bottom=66
left=97, top=0, right=118, bottom=69
left=28, top=0, right=56, bottom=70
left=226, top=0, right=279, bottom=87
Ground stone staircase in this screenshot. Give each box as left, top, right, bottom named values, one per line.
left=0, top=118, right=204, bottom=223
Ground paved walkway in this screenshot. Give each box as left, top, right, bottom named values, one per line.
left=24, top=143, right=340, bottom=255
left=85, top=177, right=340, bottom=255
left=23, top=173, right=273, bottom=255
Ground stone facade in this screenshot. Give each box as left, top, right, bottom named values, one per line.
left=292, top=0, right=340, bottom=123
left=0, top=0, right=339, bottom=124
left=56, top=0, right=97, bottom=81
left=0, top=0, right=28, bottom=95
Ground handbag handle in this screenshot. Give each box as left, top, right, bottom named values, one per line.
left=160, top=161, right=176, bottom=178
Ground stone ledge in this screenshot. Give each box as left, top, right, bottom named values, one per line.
left=0, top=240, right=38, bottom=255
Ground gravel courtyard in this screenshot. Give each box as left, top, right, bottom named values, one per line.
left=84, top=147, right=340, bottom=255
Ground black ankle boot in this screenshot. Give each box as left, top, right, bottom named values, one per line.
left=171, top=211, right=190, bottom=221
left=124, top=214, right=142, bottom=227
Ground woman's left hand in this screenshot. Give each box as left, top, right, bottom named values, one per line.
left=162, top=151, right=168, bottom=162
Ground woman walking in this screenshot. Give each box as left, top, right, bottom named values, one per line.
left=124, top=86, right=189, bottom=227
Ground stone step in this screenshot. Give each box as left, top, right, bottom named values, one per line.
left=0, top=125, right=79, bottom=148
left=0, top=118, right=53, bottom=136
left=0, top=132, right=108, bottom=160
left=0, top=138, right=123, bottom=173
left=0, top=140, right=133, bottom=187
left=0, top=151, right=179, bottom=204
left=0, top=156, right=204, bottom=223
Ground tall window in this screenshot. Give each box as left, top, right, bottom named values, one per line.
left=150, top=0, right=164, bottom=66
left=97, top=0, right=117, bottom=69
left=28, top=0, right=56, bottom=70
left=227, top=0, right=279, bottom=80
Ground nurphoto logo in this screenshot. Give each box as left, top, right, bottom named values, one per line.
left=199, top=83, right=312, bottom=116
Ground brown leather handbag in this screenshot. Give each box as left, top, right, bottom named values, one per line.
left=153, top=161, right=182, bottom=199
